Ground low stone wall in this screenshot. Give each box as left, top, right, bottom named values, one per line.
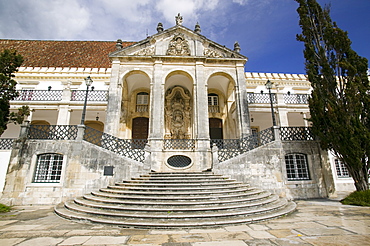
left=0, top=139, right=150, bottom=205
left=213, top=140, right=335, bottom=200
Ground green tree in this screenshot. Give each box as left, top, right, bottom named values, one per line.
left=296, top=0, right=370, bottom=191
left=0, top=49, right=24, bottom=136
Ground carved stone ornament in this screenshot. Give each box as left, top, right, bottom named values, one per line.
left=165, top=86, right=192, bottom=139
left=133, top=46, right=155, bottom=56
left=166, top=33, right=191, bottom=56
left=204, top=48, right=223, bottom=58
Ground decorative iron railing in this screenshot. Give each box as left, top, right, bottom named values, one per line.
left=284, top=94, right=309, bottom=104
left=28, top=125, right=78, bottom=140
left=247, top=93, right=277, bottom=104
left=71, top=90, right=108, bottom=101
left=0, top=138, right=15, bottom=150
left=12, top=90, right=63, bottom=101
left=163, top=139, right=196, bottom=150
left=214, top=127, right=275, bottom=162
left=280, top=127, right=315, bottom=141
left=83, top=126, right=146, bottom=162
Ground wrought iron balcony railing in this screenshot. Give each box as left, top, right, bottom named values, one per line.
left=284, top=94, right=309, bottom=104
left=163, top=139, right=196, bottom=150
left=71, top=90, right=108, bottom=101
left=83, top=126, right=146, bottom=162
left=12, top=90, right=63, bottom=101
left=28, top=125, right=78, bottom=140
left=280, top=127, right=315, bottom=141
left=0, top=138, right=15, bottom=150
left=247, top=93, right=277, bottom=104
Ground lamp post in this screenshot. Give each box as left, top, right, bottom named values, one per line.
left=80, top=76, right=93, bottom=125
left=265, top=80, right=277, bottom=126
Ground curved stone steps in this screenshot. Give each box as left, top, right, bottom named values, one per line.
left=84, top=190, right=272, bottom=207
left=55, top=172, right=296, bottom=228
left=76, top=193, right=278, bottom=212
left=64, top=197, right=287, bottom=219
left=55, top=201, right=296, bottom=228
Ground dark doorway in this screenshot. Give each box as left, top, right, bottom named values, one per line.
left=132, top=117, right=149, bottom=148
left=209, top=118, right=223, bottom=139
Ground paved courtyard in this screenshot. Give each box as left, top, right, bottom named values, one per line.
left=0, top=199, right=369, bottom=246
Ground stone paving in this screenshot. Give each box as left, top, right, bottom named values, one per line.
left=0, top=199, right=369, bottom=246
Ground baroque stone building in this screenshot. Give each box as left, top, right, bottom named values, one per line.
left=0, top=16, right=355, bottom=206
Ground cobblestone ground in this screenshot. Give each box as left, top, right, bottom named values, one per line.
left=0, top=199, right=369, bottom=246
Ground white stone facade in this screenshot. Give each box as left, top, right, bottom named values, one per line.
left=0, top=20, right=356, bottom=205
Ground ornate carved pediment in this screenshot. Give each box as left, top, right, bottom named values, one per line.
left=166, top=33, right=191, bottom=56
left=133, top=46, right=155, bottom=56
left=204, top=48, right=223, bottom=58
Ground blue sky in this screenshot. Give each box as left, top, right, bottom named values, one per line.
left=0, top=0, right=369, bottom=74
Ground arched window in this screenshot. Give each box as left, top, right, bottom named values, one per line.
left=208, top=93, right=219, bottom=113
left=33, top=153, right=63, bottom=183
left=285, top=153, right=310, bottom=180
left=136, top=92, right=149, bottom=112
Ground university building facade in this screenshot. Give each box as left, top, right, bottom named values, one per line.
left=0, top=18, right=355, bottom=206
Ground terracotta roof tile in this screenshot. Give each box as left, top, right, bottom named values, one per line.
left=0, top=40, right=135, bottom=68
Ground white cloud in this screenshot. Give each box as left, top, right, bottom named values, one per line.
left=0, top=0, right=90, bottom=40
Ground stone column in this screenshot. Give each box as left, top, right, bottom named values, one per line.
left=148, top=60, right=165, bottom=172
left=278, top=109, right=289, bottom=127
left=194, top=61, right=209, bottom=149
left=57, top=107, right=72, bottom=125
left=149, top=60, right=165, bottom=140
left=235, top=62, right=251, bottom=137
left=104, top=60, right=122, bottom=136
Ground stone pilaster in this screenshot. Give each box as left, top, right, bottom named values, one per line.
left=195, top=61, right=209, bottom=148
left=104, top=60, right=122, bottom=136
left=149, top=60, right=165, bottom=140
left=235, top=62, right=251, bottom=137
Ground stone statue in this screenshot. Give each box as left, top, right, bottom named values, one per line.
left=175, top=13, right=183, bottom=25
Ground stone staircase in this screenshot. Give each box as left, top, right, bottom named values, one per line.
left=55, top=172, right=296, bottom=228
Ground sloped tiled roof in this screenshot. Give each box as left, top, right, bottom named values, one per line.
left=0, top=39, right=135, bottom=68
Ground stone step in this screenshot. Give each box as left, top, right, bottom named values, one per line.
left=115, top=180, right=242, bottom=187
left=97, top=186, right=255, bottom=197
left=108, top=183, right=249, bottom=191
left=78, top=193, right=276, bottom=211
left=88, top=189, right=269, bottom=203
left=65, top=197, right=286, bottom=219
left=55, top=201, right=296, bottom=228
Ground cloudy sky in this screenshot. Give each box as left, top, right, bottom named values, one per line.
left=0, top=0, right=369, bottom=74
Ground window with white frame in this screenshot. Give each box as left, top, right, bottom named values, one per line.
left=33, top=153, right=63, bottom=183
left=335, top=158, right=350, bottom=178
left=208, top=93, right=219, bottom=106
left=136, top=92, right=149, bottom=112
left=285, top=153, right=310, bottom=181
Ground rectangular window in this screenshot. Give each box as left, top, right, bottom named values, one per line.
left=136, top=94, right=148, bottom=105
left=285, top=153, right=310, bottom=181
left=335, top=158, right=350, bottom=178
left=33, top=154, right=63, bottom=183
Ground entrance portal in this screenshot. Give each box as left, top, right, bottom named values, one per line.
left=132, top=117, right=149, bottom=148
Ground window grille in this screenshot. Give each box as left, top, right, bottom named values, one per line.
left=335, top=158, right=350, bottom=178
left=285, top=153, right=310, bottom=181
left=33, top=153, right=63, bottom=183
